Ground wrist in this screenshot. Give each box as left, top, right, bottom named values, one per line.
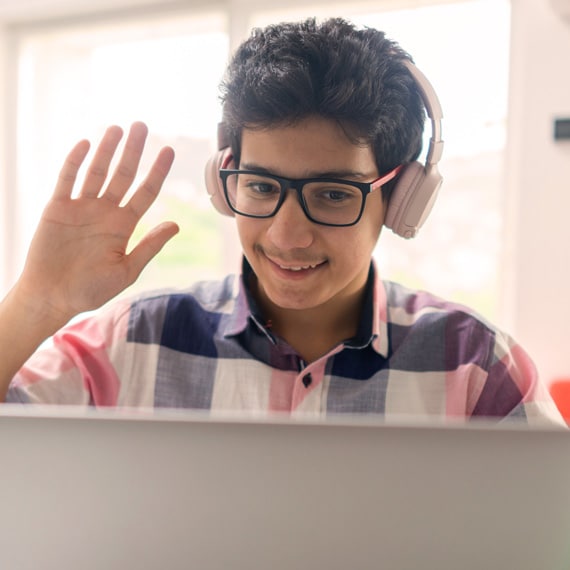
left=0, top=285, right=72, bottom=401
left=2, top=282, right=73, bottom=337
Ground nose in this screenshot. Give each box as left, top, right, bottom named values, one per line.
left=265, top=190, right=314, bottom=250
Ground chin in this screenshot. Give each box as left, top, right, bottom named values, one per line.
left=264, top=287, right=331, bottom=312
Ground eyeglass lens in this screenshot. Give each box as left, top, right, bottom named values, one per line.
left=224, top=172, right=364, bottom=225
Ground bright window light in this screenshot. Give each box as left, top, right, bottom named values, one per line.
left=16, top=11, right=237, bottom=298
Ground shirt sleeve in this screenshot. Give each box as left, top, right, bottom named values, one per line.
left=473, top=326, right=566, bottom=427
left=6, top=299, right=132, bottom=407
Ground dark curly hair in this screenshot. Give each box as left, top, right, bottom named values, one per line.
left=220, top=17, right=425, bottom=197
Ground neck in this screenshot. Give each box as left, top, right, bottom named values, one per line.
left=253, top=278, right=368, bottom=363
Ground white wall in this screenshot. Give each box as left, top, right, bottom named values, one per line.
left=506, top=0, right=570, bottom=383
left=0, top=0, right=569, bottom=383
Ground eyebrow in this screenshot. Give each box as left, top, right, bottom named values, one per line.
left=239, top=162, right=372, bottom=180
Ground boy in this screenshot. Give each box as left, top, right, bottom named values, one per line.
left=0, top=18, right=562, bottom=423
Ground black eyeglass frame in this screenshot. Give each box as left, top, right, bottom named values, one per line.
left=218, top=166, right=402, bottom=227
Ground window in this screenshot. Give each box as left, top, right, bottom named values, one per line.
left=13, top=9, right=237, bottom=298
left=357, top=1, right=511, bottom=321
left=4, top=0, right=510, bottom=323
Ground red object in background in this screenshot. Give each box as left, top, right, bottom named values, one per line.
left=549, top=378, right=570, bottom=423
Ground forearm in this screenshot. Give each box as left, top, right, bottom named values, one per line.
left=0, top=123, right=176, bottom=402
left=0, top=285, right=70, bottom=401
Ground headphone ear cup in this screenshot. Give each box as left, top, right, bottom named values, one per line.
left=204, top=148, right=235, bottom=217
left=384, top=161, right=443, bottom=239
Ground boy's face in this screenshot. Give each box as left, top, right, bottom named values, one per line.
left=236, top=115, right=385, bottom=317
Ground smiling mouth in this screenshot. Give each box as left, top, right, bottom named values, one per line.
left=261, top=248, right=327, bottom=273
left=277, top=262, right=321, bottom=271
left=271, top=259, right=328, bottom=274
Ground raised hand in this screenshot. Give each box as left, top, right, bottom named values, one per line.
left=15, top=121, right=178, bottom=325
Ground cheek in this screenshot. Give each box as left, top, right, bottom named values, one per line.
left=327, top=219, right=383, bottom=267
left=336, top=228, right=381, bottom=263
left=358, top=193, right=386, bottom=243
left=367, top=189, right=387, bottom=221
left=235, top=216, right=270, bottom=257
left=235, top=217, right=256, bottom=247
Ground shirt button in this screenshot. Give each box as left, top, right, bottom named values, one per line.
left=302, top=373, right=312, bottom=388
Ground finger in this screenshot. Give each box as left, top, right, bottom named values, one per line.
left=126, top=221, right=180, bottom=282
left=79, top=125, right=124, bottom=198
left=52, top=139, right=91, bottom=200
left=101, top=121, right=149, bottom=204
left=124, top=145, right=175, bottom=219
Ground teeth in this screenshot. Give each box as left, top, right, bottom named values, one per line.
left=279, top=263, right=318, bottom=271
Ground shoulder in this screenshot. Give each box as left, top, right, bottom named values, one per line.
left=105, top=274, right=238, bottom=345
left=382, top=280, right=503, bottom=368
left=383, top=280, right=493, bottom=329
left=127, top=274, right=237, bottom=314
left=86, top=275, right=239, bottom=343
left=376, top=280, right=559, bottom=422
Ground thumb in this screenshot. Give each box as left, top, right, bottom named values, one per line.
left=126, top=222, right=180, bottom=280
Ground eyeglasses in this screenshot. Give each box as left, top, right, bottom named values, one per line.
left=219, top=165, right=402, bottom=227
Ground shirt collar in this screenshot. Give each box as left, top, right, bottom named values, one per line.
left=222, top=257, right=271, bottom=339
left=222, top=256, right=389, bottom=357
left=342, top=260, right=389, bottom=357
left=370, top=260, right=390, bottom=357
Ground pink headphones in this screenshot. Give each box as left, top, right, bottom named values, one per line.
left=204, top=60, right=443, bottom=239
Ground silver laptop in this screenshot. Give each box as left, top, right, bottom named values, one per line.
left=0, top=405, right=569, bottom=570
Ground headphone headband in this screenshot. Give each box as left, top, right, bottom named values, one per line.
left=402, top=60, right=444, bottom=166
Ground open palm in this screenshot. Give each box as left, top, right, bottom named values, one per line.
left=18, top=122, right=178, bottom=321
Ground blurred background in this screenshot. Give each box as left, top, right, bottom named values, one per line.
left=0, top=0, right=568, bottom=385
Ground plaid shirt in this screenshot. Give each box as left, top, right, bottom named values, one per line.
left=7, top=260, right=564, bottom=425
